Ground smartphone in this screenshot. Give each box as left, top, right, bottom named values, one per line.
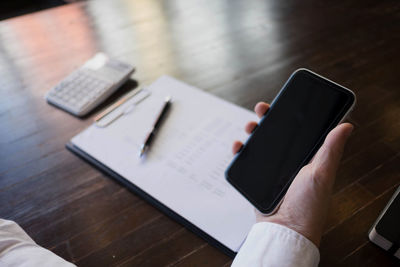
left=225, top=68, right=356, bottom=215
left=369, top=186, right=400, bottom=259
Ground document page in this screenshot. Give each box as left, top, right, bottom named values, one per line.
left=71, top=76, right=258, bottom=252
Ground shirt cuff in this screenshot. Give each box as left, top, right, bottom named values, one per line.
left=0, top=219, right=75, bottom=267
left=232, top=222, right=320, bottom=267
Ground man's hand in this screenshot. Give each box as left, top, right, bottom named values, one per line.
left=232, top=102, right=353, bottom=247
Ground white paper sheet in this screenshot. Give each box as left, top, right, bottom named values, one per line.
left=71, top=75, right=258, bottom=252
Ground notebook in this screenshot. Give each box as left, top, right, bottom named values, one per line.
left=67, top=75, right=258, bottom=256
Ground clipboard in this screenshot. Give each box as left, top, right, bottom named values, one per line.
left=66, top=141, right=236, bottom=258
left=67, top=75, right=257, bottom=257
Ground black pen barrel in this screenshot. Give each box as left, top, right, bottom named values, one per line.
left=153, top=101, right=171, bottom=129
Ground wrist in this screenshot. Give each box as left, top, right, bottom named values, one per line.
left=257, top=214, right=321, bottom=247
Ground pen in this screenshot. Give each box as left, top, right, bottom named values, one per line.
left=94, top=88, right=151, bottom=128
left=139, top=96, right=172, bottom=157
left=94, top=87, right=142, bottom=124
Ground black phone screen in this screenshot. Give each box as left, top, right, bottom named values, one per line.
left=226, top=69, right=355, bottom=214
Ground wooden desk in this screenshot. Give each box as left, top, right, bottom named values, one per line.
left=1, top=0, right=399, bottom=266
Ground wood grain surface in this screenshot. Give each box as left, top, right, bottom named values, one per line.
left=0, top=0, right=399, bottom=266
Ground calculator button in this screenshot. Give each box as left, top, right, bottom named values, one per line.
left=79, top=101, right=91, bottom=110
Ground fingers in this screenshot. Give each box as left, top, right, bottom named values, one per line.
left=245, top=121, right=258, bottom=134
left=255, top=102, right=270, bottom=118
left=312, top=123, right=354, bottom=184
left=232, top=102, right=269, bottom=155
left=232, top=140, right=243, bottom=154
left=245, top=102, right=269, bottom=134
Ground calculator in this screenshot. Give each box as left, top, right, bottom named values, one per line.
left=46, top=53, right=135, bottom=117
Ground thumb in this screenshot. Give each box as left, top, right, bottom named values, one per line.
left=311, top=123, right=354, bottom=185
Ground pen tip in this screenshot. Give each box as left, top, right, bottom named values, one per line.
left=139, top=147, right=145, bottom=157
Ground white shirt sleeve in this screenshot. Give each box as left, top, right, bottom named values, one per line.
left=232, top=222, right=320, bottom=267
left=0, top=219, right=75, bottom=267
